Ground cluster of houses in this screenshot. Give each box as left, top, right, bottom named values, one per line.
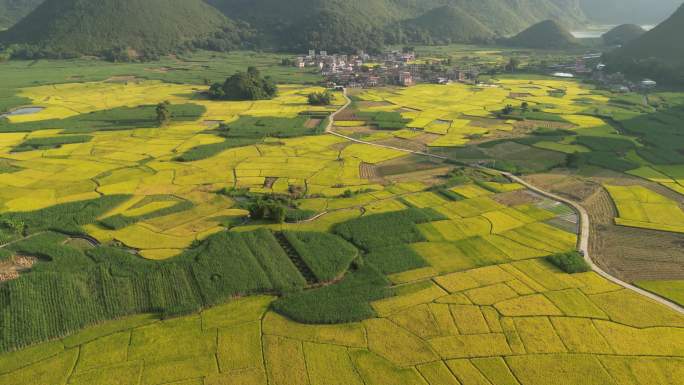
left=291, top=50, right=657, bottom=92
left=291, top=50, right=479, bottom=88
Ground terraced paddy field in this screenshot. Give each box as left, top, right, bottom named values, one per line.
left=1, top=52, right=684, bottom=384
left=605, top=184, right=684, bottom=233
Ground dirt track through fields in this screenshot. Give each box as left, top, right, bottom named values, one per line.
left=327, top=88, right=684, bottom=315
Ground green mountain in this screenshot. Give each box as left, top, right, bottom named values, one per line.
left=207, top=0, right=588, bottom=51
left=579, top=0, right=680, bottom=25
left=0, top=0, right=42, bottom=29
left=606, top=4, right=684, bottom=83
left=399, top=5, right=496, bottom=45
left=602, top=24, right=646, bottom=46
left=504, top=19, right=578, bottom=49
left=0, top=0, right=246, bottom=58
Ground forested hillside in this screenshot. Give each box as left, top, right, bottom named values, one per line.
left=606, top=4, right=684, bottom=84
left=0, top=0, right=251, bottom=59
left=504, top=19, right=578, bottom=49
left=602, top=24, right=646, bottom=46
left=207, top=0, right=588, bottom=52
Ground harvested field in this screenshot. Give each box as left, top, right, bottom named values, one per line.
left=585, top=188, right=684, bottom=281
left=263, top=177, right=278, bottom=189
left=359, top=162, right=381, bottom=181
left=522, top=172, right=684, bottom=281
left=514, top=119, right=575, bottom=130
left=492, top=190, right=543, bottom=206
left=375, top=156, right=447, bottom=178
left=375, top=137, right=428, bottom=153
left=304, top=118, right=322, bottom=129
left=0, top=255, right=37, bottom=282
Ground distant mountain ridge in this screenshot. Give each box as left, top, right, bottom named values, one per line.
left=606, top=3, right=684, bottom=83
left=1, top=0, right=592, bottom=57
left=602, top=24, right=646, bottom=46
left=206, top=0, right=588, bottom=51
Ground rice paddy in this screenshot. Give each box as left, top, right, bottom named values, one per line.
left=605, top=184, right=684, bottom=233
left=1, top=52, right=683, bottom=385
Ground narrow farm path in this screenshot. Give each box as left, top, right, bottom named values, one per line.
left=327, top=88, right=684, bottom=315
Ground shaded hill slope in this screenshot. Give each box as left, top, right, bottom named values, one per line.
left=504, top=19, right=578, bottom=49
left=602, top=24, right=646, bottom=46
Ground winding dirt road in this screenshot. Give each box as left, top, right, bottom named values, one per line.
left=328, top=88, right=684, bottom=314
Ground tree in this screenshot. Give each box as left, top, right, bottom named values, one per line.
left=307, top=91, right=333, bottom=106
left=565, top=153, right=585, bottom=169
left=521, top=102, right=529, bottom=113
left=506, top=58, right=520, bottom=72
left=156, top=101, right=171, bottom=126
left=208, top=68, right=278, bottom=101
left=502, top=104, right=514, bottom=115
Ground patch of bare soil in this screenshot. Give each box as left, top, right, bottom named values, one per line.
left=375, top=137, right=427, bottom=153
left=359, top=163, right=381, bottom=181
left=203, top=120, right=223, bottom=127
left=304, top=119, right=322, bottom=129
left=468, top=117, right=509, bottom=128
left=333, top=109, right=362, bottom=121
left=263, top=177, right=278, bottom=189
left=356, top=101, right=393, bottom=108
left=386, top=167, right=452, bottom=186
left=0, top=255, right=37, bottom=282
left=523, top=172, right=600, bottom=202
left=492, top=190, right=542, bottom=206
left=411, top=133, right=441, bottom=145
left=515, top=119, right=575, bottom=130
left=335, top=127, right=374, bottom=135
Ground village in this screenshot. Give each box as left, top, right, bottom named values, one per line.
left=286, top=49, right=657, bottom=92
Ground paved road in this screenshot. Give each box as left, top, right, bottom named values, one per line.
left=327, top=88, right=684, bottom=315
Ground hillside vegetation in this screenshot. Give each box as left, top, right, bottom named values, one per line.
left=602, top=24, right=646, bottom=46
left=606, top=4, right=684, bottom=83
left=504, top=19, right=578, bottom=49
left=207, top=0, right=587, bottom=52
left=399, top=5, right=495, bottom=45
left=0, top=0, right=250, bottom=59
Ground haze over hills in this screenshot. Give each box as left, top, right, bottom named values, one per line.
left=602, top=24, right=646, bottom=46
left=606, top=3, right=684, bottom=83
left=579, top=0, right=682, bottom=25
left=504, top=19, right=578, bottom=49
left=0, top=0, right=41, bottom=29
left=0, top=0, right=676, bottom=58
left=0, top=0, right=250, bottom=58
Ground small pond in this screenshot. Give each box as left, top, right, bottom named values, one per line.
left=0, top=107, right=44, bottom=118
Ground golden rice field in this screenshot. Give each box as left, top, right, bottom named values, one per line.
left=354, top=79, right=611, bottom=148
left=605, top=184, right=684, bottom=233
left=2, top=74, right=684, bottom=385
left=2, top=260, right=683, bottom=385
left=0, top=80, right=401, bottom=256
